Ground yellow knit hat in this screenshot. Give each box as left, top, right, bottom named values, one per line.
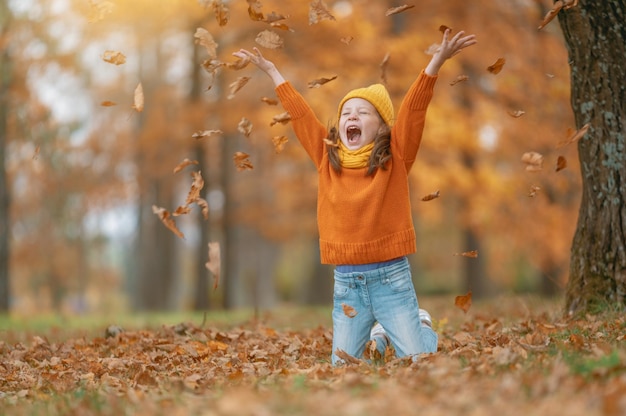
left=337, top=84, right=394, bottom=126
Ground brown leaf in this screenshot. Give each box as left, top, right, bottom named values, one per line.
left=521, top=151, right=543, bottom=172
left=439, top=24, right=452, bottom=33
left=269, top=112, right=291, bottom=126
left=335, top=349, right=362, bottom=365
left=132, top=82, right=144, bottom=112
left=379, top=53, right=390, bottom=85
left=340, top=36, right=354, bottom=45
left=487, top=58, right=506, bottom=74
left=102, top=50, right=126, bottom=65
left=272, top=136, right=289, bottom=154
left=385, top=4, right=415, bottom=17
left=185, top=171, right=205, bottom=206
left=449, top=75, right=468, bottom=86
left=421, top=190, right=440, bottom=201
left=227, top=76, right=251, bottom=99
left=307, top=75, right=337, bottom=89
left=152, top=205, right=184, bottom=239
left=223, top=56, right=250, bottom=70
left=173, top=158, right=199, bottom=174
left=205, top=242, right=221, bottom=289
left=555, top=155, right=567, bottom=172
left=261, top=97, right=278, bottom=105
left=556, top=123, right=590, bottom=148
left=246, top=0, right=264, bottom=21
left=192, top=129, right=223, bottom=139
left=100, top=101, right=116, bottom=107
left=212, top=1, right=229, bottom=26
left=528, top=184, right=541, bottom=197
left=454, top=291, right=472, bottom=313
left=455, top=250, right=479, bottom=258
left=255, top=30, right=283, bottom=49
left=538, top=0, right=564, bottom=30
left=233, top=152, right=253, bottom=171
left=323, top=138, right=339, bottom=147
left=264, top=12, right=288, bottom=24
left=341, top=303, right=357, bottom=318
left=238, top=118, right=253, bottom=137
left=309, top=0, right=336, bottom=25
left=194, top=28, right=219, bottom=58
left=173, top=205, right=192, bottom=216
left=196, top=198, right=209, bottom=220
left=87, top=0, right=114, bottom=23
left=508, top=109, right=526, bottom=118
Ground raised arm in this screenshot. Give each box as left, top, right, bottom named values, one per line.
left=232, top=47, right=286, bottom=87
left=424, top=29, right=477, bottom=76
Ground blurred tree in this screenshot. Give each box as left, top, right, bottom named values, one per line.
left=558, top=1, right=626, bottom=313
left=0, top=0, right=10, bottom=312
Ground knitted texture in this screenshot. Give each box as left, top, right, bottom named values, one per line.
left=337, top=84, right=394, bottom=126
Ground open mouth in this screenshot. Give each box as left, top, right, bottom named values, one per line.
left=346, top=126, right=361, bottom=144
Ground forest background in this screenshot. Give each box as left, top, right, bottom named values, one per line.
left=0, top=0, right=579, bottom=315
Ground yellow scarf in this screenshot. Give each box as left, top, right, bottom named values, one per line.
left=338, top=141, right=374, bottom=169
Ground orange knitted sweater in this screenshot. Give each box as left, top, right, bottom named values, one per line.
left=275, top=70, right=438, bottom=265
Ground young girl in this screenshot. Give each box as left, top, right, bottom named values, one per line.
left=234, top=29, right=477, bottom=365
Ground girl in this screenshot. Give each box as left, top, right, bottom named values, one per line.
left=234, top=29, right=477, bottom=365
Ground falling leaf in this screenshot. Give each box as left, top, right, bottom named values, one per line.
left=379, top=53, right=390, bottom=85
left=449, top=75, right=468, bottom=86
left=508, top=109, right=526, bottom=118
left=205, top=242, right=221, bottom=289
left=335, top=349, right=362, bottom=365
left=270, top=22, right=294, bottom=31
left=233, top=152, right=253, bottom=171
left=100, top=100, right=116, bottom=106
left=33, top=145, right=40, bottom=160
left=528, top=184, right=541, bottom=198
left=421, top=190, right=440, bottom=201
left=173, top=158, right=199, bottom=174
left=194, top=28, right=219, bottom=58
left=309, top=0, right=335, bottom=25
left=87, top=0, right=114, bottom=23
left=323, top=138, right=339, bottom=147
left=439, top=24, right=452, bottom=33
left=556, top=123, right=590, bottom=148
left=272, top=136, right=289, bottom=153
left=255, top=30, right=283, bottom=49
left=521, top=151, right=543, bottom=172
left=196, top=198, right=209, bottom=220
left=261, top=97, right=278, bottom=105
left=538, top=0, right=564, bottom=30
left=454, top=291, right=472, bottom=313
left=307, top=76, right=337, bottom=89
left=224, top=56, right=250, bottom=70
left=173, top=205, right=192, bottom=216
left=340, top=36, right=354, bottom=45
left=212, top=1, right=229, bottom=26
left=341, top=303, right=358, bottom=318
left=455, top=250, right=479, bottom=258
left=238, top=118, right=253, bottom=137
left=132, top=82, right=144, bottom=112
left=269, top=112, right=291, bottom=126
left=192, top=129, right=223, bottom=139
left=185, top=171, right=204, bottom=206
left=152, top=205, right=184, bottom=239
left=385, top=4, right=415, bottom=16
left=265, top=11, right=288, bottom=23
left=556, top=155, right=567, bottom=172
left=246, top=0, right=264, bottom=21
left=227, top=76, right=251, bottom=99
left=102, top=50, right=126, bottom=65
left=487, top=58, right=506, bottom=74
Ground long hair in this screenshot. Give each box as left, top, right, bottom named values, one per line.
left=327, top=124, right=392, bottom=176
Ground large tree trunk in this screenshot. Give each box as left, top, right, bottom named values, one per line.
left=0, top=1, right=11, bottom=312
left=558, top=1, right=626, bottom=314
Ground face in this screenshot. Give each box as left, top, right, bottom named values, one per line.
left=339, top=98, right=383, bottom=150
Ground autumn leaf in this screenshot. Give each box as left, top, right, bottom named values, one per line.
left=556, top=122, right=590, bottom=148
left=439, top=24, right=452, bottom=33
left=246, top=0, right=264, bottom=21
left=264, top=11, right=288, bottom=24
left=173, top=158, right=199, bottom=174
left=341, top=303, right=358, bottom=318
left=196, top=198, right=209, bottom=220
left=227, top=76, right=251, bottom=99
left=556, top=155, right=567, bottom=172
left=102, top=50, right=126, bottom=65
left=269, top=112, right=291, bottom=126
left=309, top=0, right=336, bottom=25
left=385, top=5, right=415, bottom=17
left=487, top=58, right=506, bottom=74
left=454, top=291, right=472, bottom=313
left=323, top=138, right=339, bottom=147
left=340, top=36, right=354, bottom=45
left=152, top=205, right=184, bottom=239
left=173, top=205, right=192, bottom=216
left=272, top=136, right=289, bottom=153
left=132, top=82, right=144, bottom=112
left=521, top=151, right=543, bottom=172
left=335, top=349, right=362, bottom=365
left=270, top=22, right=294, bottom=32
left=238, top=118, right=253, bottom=137
left=261, top=97, right=278, bottom=105
left=307, top=76, right=337, bottom=89
left=205, top=242, right=221, bottom=289
left=528, top=184, right=541, bottom=197
left=212, top=1, right=229, bottom=26
left=508, top=109, right=526, bottom=118
left=379, top=53, right=390, bottom=85
left=87, top=0, right=114, bottom=23
left=449, top=75, right=468, bottom=86
left=538, top=0, right=564, bottom=30
left=455, top=250, right=479, bottom=258
left=224, top=56, right=250, bottom=70
left=192, top=129, right=223, bottom=139
left=255, top=30, right=283, bottom=49
left=194, top=28, right=219, bottom=58
left=184, top=171, right=204, bottom=206
left=100, top=100, right=116, bottom=106
left=233, top=152, right=253, bottom=171
left=421, top=190, right=440, bottom=201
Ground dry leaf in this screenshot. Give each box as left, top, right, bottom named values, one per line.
left=192, top=129, right=223, bottom=139
left=238, top=118, right=253, bottom=137
left=272, top=136, right=289, bottom=153
left=233, top=152, right=253, bottom=171
left=449, top=75, right=468, bottom=86
left=521, top=151, right=543, bottom=172
left=224, top=56, right=250, bottom=70
left=421, top=190, right=440, bottom=201
left=307, top=75, right=338, bottom=89
left=455, top=250, right=479, bottom=258
left=385, top=4, right=415, bottom=16
left=87, top=0, right=114, bottom=23
left=264, top=11, right=288, bottom=24
left=184, top=171, right=205, bottom=206
left=528, top=184, right=541, bottom=198
left=508, top=109, right=526, bottom=118
left=173, top=205, right=192, bottom=216
left=269, top=112, right=291, bottom=126
left=152, top=205, right=184, bottom=239
left=246, top=0, right=264, bottom=21
left=556, top=155, right=567, bottom=172
left=340, top=36, right=354, bottom=45
left=341, top=303, right=357, bottom=318
left=196, top=198, right=209, bottom=220
left=132, top=83, right=144, bottom=112
left=379, top=53, right=390, bottom=85
left=454, top=291, right=472, bottom=313
left=261, top=97, right=278, bottom=105
left=227, top=76, right=251, bottom=99
left=309, top=0, right=336, bottom=25
left=335, top=349, right=362, bottom=365
left=194, top=28, right=219, bottom=58
left=102, top=50, right=126, bottom=65
left=205, top=242, right=221, bottom=289
left=100, top=101, right=116, bottom=106
left=487, top=58, right=506, bottom=74
left=212, top=1, right=229, bottom=26
left=270, top=22, right=294, bottom=31
left=255, top=30, right=283, bottom=49
left=323, top=138, right=339, bottom=147
left=538, top=0, right=564, bottom=30
left=439, top=24, right=452, bottom=33
left=556, top=123, right=590, bottom=148
left=173, top=158, right=199, bottom=174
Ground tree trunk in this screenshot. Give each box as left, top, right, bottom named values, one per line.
left=558, top=1, right=626, bottom=314
left=0, top=2, right=11, bottom=312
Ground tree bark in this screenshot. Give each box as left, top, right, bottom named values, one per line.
left=558, top=1, right=626, bottom=314
left=0, top=1, right=11, bottom=312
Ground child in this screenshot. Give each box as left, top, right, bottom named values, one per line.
left=233, top=29, right=477, bottom=365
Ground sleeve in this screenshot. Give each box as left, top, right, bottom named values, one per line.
left=275, top=82, right=328, bottom=168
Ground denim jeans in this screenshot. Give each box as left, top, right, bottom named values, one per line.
left=331, top=257, right=438, bottom=365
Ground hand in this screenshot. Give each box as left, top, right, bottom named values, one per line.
left=425, top=29, right=477, bottom=76
left=233, top=47, right=286, bottom=86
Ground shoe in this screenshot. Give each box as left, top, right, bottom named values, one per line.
left=370, top=322, right=389, bottom=343
left=419, top=308, right=432, bottom=328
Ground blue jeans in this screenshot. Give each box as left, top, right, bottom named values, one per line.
left=331, top=257, right=438, bottom=365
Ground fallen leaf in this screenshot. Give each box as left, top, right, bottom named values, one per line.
left=556, top=155, right=567, bottom=172
left=227, top=76, right=251, bottom=99
left=238, top=118, right=253, bottom=137
left=269, top=112, right=291, bottom=126
left=272, top=136, right=289, bottom=153
left=508, top=109, right=526, bottom=118
left=487, top=58, right=506, bottom=74
left=521, top=151, right=543, bottom=172
left=132, top=82, right=144, bottom=112
left=196, top=198, right=209, bottom=220
left=421, top=190, right=440, bottom=201
left=341, top=303, right=357, bottom=318
left=454, top=291, right=472, bottom=313
left=379, top=53, right=390, bottom=85
left=192, top=129, right=223, bottom=139
left=449, top=75, right=468, bottom=86
left=309, top=0, right=336, bottom=25
left=102, top=50, right=126, bottom=65
left=194, top=28, right=219, bottom=58
left=454, top=250, right=479, bottom=258
left=100, top=100, right=116, bottom=106
left=255, top=30, right=283, bottom=49
left=173, top=158, right=199, bottom=174
left=335, top=349, right=362, bottom=365
left=205, top=242, right=221, bottom=289
left=307, top=76, right=337, bottom=89
left=152, top=205, right=184, bottom=239
left=556, top=123, right=590, bottom=148
left=538, top=0, right=564, bottom=30
left=385, top=4, right=415, bottom=16
left=264, top=11, right=288, bottom=24
left=233, top=152, right=253, bottom=171
left=261, top=97, right=278, bottom=105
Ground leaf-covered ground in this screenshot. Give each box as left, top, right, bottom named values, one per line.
left=1, top=296, right=625, bottom=416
